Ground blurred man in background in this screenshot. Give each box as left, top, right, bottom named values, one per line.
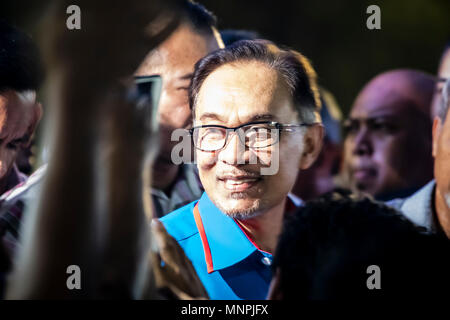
left=340, top=69, right=435, bottom=200
left=0, top=19, right=43, bottom=298
left=135, top=0, right=224, bottom=217
left=0, top=21, right=43, bottom=196
left=389, top=78, right=450, bottom=238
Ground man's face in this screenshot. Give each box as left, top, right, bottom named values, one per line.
left=0, top=90, right=39, bottom=180
left=431, top=48, right=450, bottom=119
left=135, top=23, right=219, bottom=178
left=194, top=62, right=309, bottom=218
left=342, top=78, right=432, bottom=198
left=433, top=108, right=450, bottom=210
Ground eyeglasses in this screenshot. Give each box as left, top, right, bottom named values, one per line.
left=189, top=121, right=316, bottom=152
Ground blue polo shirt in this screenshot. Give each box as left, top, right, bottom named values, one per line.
left=161, top=192, right=284, bottom=300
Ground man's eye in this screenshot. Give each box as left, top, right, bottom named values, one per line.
left=6, top=142, right=19, bottom=150
left=246, top=127, right=271, bottom=140
left=343, top=121, right=358, bottom=135
left=370, top=121, right=394, bottom=132
left=204, top=128, right=224, bottom=140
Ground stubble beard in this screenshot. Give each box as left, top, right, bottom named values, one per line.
left=214, top=193, right=264, bottom=220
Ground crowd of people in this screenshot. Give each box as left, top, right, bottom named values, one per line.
left=0, top=0, right=449, bottom=300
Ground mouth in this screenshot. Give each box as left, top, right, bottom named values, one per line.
left=352, top=166, right=377, bottom=183
left=218, top=175, right=262, bottom=192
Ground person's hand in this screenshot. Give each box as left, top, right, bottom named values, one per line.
left=150, top=219, right=209, bottom=300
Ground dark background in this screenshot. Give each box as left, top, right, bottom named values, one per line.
left=201, top=0, right=450, bottom=115
left=1, top=0, right=449, bottom=116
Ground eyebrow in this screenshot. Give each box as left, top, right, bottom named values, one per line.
left=178, top=72, right=193, bottom=81
left=198, top=113, right=276, bottom=123
left=0, top=134, right=29, bottom=144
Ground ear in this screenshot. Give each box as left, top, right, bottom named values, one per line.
left=25, top=102, right=43, bottom=145
left=432, top=116, right=442, bottom=158
left=299, top=124, right=325, bottom=170
left=266, top=268, right=283, bottom=300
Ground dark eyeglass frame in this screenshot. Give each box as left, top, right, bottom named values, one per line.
left=189, top=120, right=318, bottom=152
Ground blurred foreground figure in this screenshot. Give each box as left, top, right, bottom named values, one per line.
left=0, top=21, right=43, bottom=196
left=135, top=1, right=223, bottom=217
left=389, top=78, right=450, bottom=238
left=341, top=69, right=435, bottom=200
left=0, top=21, right=44, bottom=298
left=5, top=0, right=207, bottom=299
left=431, top=42, right=450, bottom=119
left=268, top=191, right=450, bottom=300
left=292, top=88, right=343, bottom=201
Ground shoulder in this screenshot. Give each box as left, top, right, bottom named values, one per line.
left=386, top=197, right=406, bottom=211
left=160, top=200, right=199, bottom=241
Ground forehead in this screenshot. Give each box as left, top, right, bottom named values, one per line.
left=351, top=77, right=420, bottom=119
left=196, top=61, right=296, bottom=123
left=135, top=23, right=216, bottom=77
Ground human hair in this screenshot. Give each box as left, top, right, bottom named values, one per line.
left=189, top=40, right=321, bottom=123
left=272, top=190, right=450, bottom=299
left=0, top=20, right=44, bottom=93
left=179, top=0, right=218, bottom=37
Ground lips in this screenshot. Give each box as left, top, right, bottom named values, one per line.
left=352, top=167, right=377, bottom=182
left=218, top=174, right=262, bottom=192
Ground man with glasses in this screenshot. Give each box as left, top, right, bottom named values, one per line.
left=389, top=78, right=450, bottom=239
left=160, top=40, right=324, bottom=299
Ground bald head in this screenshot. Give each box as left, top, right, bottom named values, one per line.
left=354, top=69, right=434, bottom=118
left=342, top=69, right=434, bottom=199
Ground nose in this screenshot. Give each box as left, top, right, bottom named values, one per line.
left=352, top=126, right=373, bottom=156
left=218, top=131, right=247, bottom=165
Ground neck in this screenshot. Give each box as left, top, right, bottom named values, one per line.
left=434, top=188, right=450, bottom=238
left=236, top=198, right=287, bottom=254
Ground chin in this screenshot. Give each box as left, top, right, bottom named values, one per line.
left=214, top=196, right=262, bottom=220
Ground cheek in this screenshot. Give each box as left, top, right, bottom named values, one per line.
left=373, top=135, right=411, bottom=180
left=197, top=151, right=218, bottom=172
left=342, top=138, right=354, bottom=167
left=0, top=149, right=16, bottom=176
left=158, top=91, right=191, bottom=128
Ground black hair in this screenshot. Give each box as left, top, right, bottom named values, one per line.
left=220, top=29, right=260, bottom=47
left=179, top=0, right=217, bottom=36
left=0, top=20, right=44, bottom=92
left=272, top=190, right=450, bottom=299
left=189, top=40, right=321, bottom=122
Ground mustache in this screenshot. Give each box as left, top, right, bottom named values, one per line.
left=216, top=169, right=262, bottom=179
